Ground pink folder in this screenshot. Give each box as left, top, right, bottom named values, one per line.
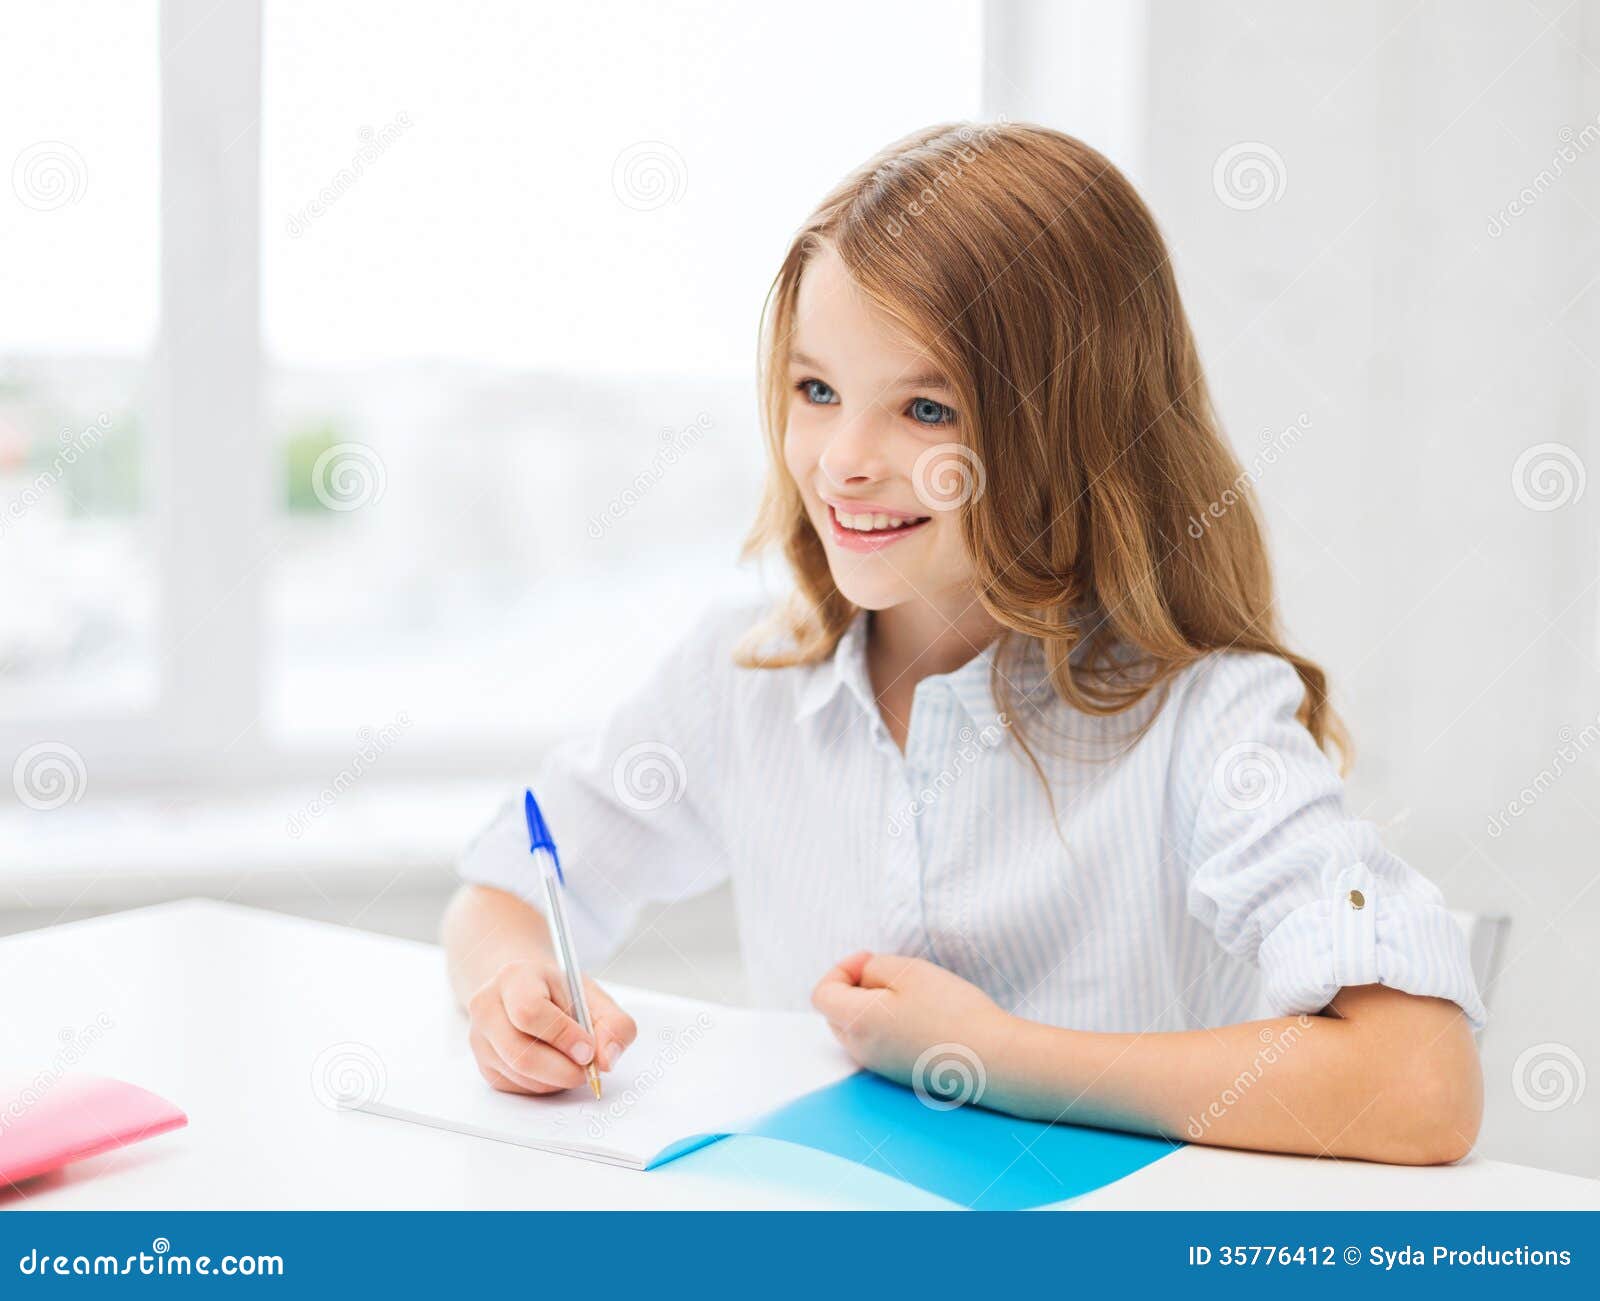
left=1, top=1076, right=187, bottom=1186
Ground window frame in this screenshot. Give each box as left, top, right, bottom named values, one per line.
left=4, top=0, right=1045, bottom=793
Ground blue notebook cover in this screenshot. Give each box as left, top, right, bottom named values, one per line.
left=674, top=1072, right=1178, bottom=1210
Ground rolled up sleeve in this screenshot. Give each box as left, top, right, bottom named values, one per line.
left=1176, top=652, right=1487, bottom=1030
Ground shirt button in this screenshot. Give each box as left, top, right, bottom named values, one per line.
left=1348, top=889, right=1366, bottom=910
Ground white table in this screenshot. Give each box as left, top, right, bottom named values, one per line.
left=4, top=901, right=1597, bottom=1211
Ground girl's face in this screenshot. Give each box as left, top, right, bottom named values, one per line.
left=782, top=245, right=980, bottom=613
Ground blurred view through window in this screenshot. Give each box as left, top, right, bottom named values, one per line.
left=3, top=0, right=983, bottom=759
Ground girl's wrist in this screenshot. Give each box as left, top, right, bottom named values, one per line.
left=979, top=1010, right=1066, bottom=1119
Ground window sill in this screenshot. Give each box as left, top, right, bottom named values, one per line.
left=0, top=779, right=504, bottom=912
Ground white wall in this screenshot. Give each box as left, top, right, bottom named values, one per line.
left=988, top=0, right=1600, bottom=1176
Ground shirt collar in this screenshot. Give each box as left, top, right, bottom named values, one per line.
left=794, top=609, right=876, bottom=723
left=942, top=642, right=1011, bottom=739
left=793, top=609, right=1055, bottom=738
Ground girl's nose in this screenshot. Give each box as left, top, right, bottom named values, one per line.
left=818, top=414, right=893, bottom=487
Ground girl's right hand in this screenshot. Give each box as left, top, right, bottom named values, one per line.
left=465, top=958, right=638, bottom=1094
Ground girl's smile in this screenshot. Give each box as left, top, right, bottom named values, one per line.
left=822, top=497, right=931, bottom=552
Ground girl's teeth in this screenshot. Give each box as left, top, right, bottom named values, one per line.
left=837, top=510, right=921, bottom=532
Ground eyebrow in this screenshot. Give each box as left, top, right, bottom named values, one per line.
left=787, top=349, right=953, bottom=391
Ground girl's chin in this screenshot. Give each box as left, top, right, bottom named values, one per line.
left=825, top=567, right=921, bottom=613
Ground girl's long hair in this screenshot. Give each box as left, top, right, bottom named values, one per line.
left=737, top=122, right=1348, bottom=770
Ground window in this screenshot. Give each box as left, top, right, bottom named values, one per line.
left=0, top=2, right=160, bottom=722
left=3, top=0, right=983, bottom=786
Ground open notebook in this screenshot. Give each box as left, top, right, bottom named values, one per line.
left=350, top=985, right=858, bottom=1169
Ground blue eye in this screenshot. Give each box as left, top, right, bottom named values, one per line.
left=798, top=378, right=839, bottom=405
left=908, top=396, right=955, bottom=426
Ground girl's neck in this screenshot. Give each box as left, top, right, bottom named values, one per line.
left=865, top=598, right=1004, bottom=749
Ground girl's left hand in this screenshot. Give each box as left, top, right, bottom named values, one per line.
left=810, top=952, right=1016, bottom=1098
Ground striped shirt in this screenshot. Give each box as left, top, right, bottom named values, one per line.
left=460, top=602, right=1486, bottom=1032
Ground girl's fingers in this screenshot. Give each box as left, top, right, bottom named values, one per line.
left=470, top=1042, right=540, bottom=1095
left=824, top=1021, right=851, bottom=1051
left=481, top=1068, right=525, bottom=1095
left=584, top=982, right=638, bottom=1071
left=469, top=1028, right=559, bottom=1094
left=856, top=954, right=910, bottom=989
left=498, top=974, right=595, bottom=1067
left=811, top=975, right=872, bottom=1023
left=816, top=951, right=874, bottom=992
left=479, top=1008, right=587, bottom=1092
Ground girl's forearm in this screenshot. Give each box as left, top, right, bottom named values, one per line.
left=983, top=987, right=1482, bottom=1165
left=441, top=884, right=556, bottom=1006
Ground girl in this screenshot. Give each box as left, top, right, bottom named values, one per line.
left=444, top=123, right=1484, bottom=1165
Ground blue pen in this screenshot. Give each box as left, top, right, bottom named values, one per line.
left=524, top=789, right=602, bottom=1099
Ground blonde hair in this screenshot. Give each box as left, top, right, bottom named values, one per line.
left=737, top=121, right=1348, bottom=771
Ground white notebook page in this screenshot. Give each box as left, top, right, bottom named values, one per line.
left=352, top=985, right=856, bottom=1168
